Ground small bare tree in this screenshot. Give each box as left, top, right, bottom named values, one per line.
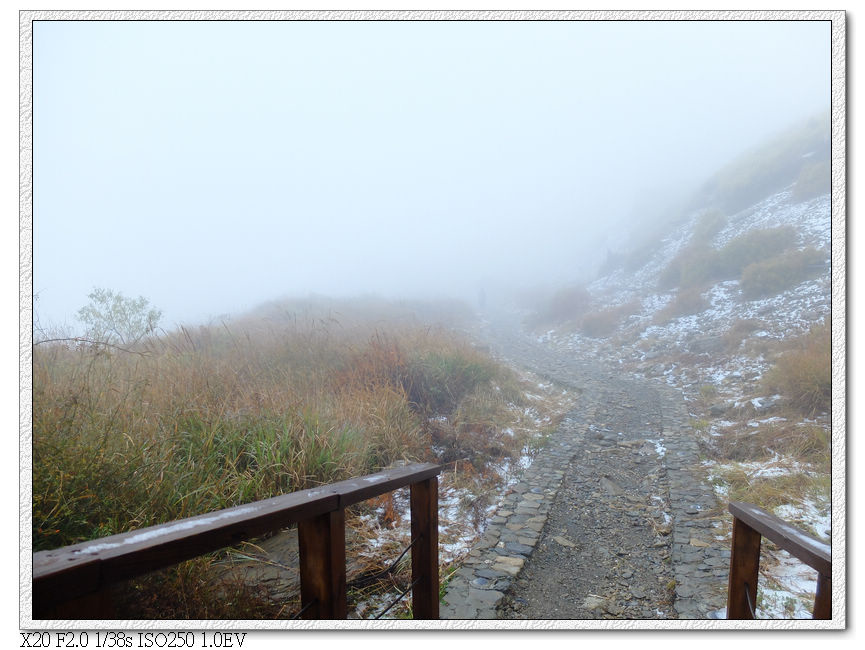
left=77, top=288, right=162, bottom=346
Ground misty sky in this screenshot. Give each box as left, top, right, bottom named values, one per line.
left=32, top=18, right=831, bottom=331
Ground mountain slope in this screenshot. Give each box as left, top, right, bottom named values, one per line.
left=523, top=149, right=833, bottom=618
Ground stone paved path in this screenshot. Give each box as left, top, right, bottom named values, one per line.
left=440, top=314, right=729, bottom=620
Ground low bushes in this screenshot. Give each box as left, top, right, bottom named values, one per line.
left=655, top=287, right=709, bottom=322
left=722, top=318, right=764, bottom=351
left=530, top=285, right=592, bottom=325
left=692, top=209, right=727, bottom=244
left=579, top=301, right=640, bottom=338
left=658, top=244, right=720, bottom=290
left=740, top=247, right=826, bottom=299
left=792, top=159, right=831, bottom=202
left=717, top=226, right=798, bottom=278
left=406, top=350, right=498, bottom=415
left=761, top=321, right=831, bottom=416
left=35, top=297, right=555, bottom=619
left=580, top=309, right=621, bottom=338
left=32, top=302, right=516, bottom=552
left=658, top=225, right=806, bottom=300
left=696, top=113, right=829, bottom=213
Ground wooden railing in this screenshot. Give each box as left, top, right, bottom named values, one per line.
left=727, top=501, right=832, bottom=619
left=33, top=462, right=442, bottom=620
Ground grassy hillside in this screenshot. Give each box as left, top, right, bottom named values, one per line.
left=33, top=296, right=559, bottom=617
left=696, top=112, right=830, bottom=214
left=602, top=111, right=830, bottom=278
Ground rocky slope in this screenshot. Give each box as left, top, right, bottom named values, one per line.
left=521, top=183, right=832, bottom=618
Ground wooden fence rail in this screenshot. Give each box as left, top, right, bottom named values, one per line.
left=33, top=462, right=442, bottom=620
left=727, top=501, right=832, bottom=619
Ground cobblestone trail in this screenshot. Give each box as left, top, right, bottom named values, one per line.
left=441, top=313, right=729, bottom=620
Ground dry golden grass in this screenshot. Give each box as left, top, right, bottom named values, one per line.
left=707, top=421, right=829, bottom=471
left=579, top=300, right=640, bottom=338
left=761, top=321, right=831, bottom=416
left=722, top=318, right=765, bottom=352
left=527, top=285, right=592, bottom=327
left=33, top=297, right=546, bottom=618
left=654, top=287, right=708, bottom=323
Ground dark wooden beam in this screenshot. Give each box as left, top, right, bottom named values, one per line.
left=727, top=515, right=762, bottom=619
left=298, top=509, right=347, bottom=619
left=813, top=572, right=832, bottom=619
left=728, top=501, right=831, bottom=576
left=410, top=476, right=439, bottom=620
left=33, top=463, right=443, bottom=619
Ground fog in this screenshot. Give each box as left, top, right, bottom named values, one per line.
left=32, top=19, right=830, bottom=332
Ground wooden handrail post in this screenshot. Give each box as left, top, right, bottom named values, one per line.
left=33, top=463, right=442, bottom=620
left=36, top=587, right=114, bottom=620
left=813, top=572, right=832, bottom=619
left=727, top=515, right=762, bottom=619
left=410, top=476, right=439, bottom=619
left=298, top=509, right=347, bottom=619
left=727, top=501, right=832, bottom=620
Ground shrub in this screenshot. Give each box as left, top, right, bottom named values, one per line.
left=698, top=384, right=718, bottom=401
left=405, top=347, right=499, bottom=416
left=657, top=253, right=685, bottom=290
left=659, top=242, right=724, bottom=291
left=697, top=113, right=829, bottom=213
left=580, top=309, right=621, bottom=338
left=761, top=321, right=831, bottom=415
left=679, top=246, right=725, bottom=289
left=692, top=209, right=727, bottom=244
left=580, top=301, right=640, bottom=338
left=532, top=285, right=592, bottom=324
left=33, top=296, right=552, bottom=618
left=740, top=247, right=826, bottom=299
left=672, top=287, right=709, bottom=316
left=623, top=243, right=656, bottom=273
left=792, top=159, right=831, bottom=202
left=722, top=318, right=764, bottom=351
left=32, top=311, right=499, bottom=550
left=717, top=226, right=798, bottom=278
left=655, top=287, right=708, bottom=322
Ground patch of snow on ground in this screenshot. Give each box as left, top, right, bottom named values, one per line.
left=708, top=453, right=809, bottom=481
left=775, top=499, right=831, bottom=542
left=645, top=439, right=667, bottom=457
left=757, top=550, right=821, bottom=619
left=525, top=188, right=831, bottom=622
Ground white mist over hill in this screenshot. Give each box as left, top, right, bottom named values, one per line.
left=31, top=19, right=831, bottom=332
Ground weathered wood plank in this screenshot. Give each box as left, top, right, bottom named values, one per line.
left=728, top=501, right=831, bottom=576
left=410, top=476, right=439, bottom=620
left=726, top=515, right=762, bottom=619
left=33, top=463, right=443, bottom=618
left=36, top=588, right=115, bottom=620
left=329, top=462, right=442, bottom=508
left=298, top=509, right=347, bottom=619
left=33, top=490, right=341, bottom=614
left=813, top=572, right=832, bottom=619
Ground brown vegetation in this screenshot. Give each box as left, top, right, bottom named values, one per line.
left=579, top=301, right=640, bottom=338
left=527, top=285, right=592, bottom=327
left=32, top=298, right=549, bottom=618
left=761, top=321, right=831, bottom=416
left=740, top=247, right=826, bottom=299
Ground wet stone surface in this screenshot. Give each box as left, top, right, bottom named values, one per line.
left=440, top=317, right=729, bottom=620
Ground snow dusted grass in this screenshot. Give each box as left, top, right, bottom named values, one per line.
left=525, top=186, right=831, bottom=620
left=700, top=418, right=830, bottom=619
left=346, top=367, right=577, bottom=618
